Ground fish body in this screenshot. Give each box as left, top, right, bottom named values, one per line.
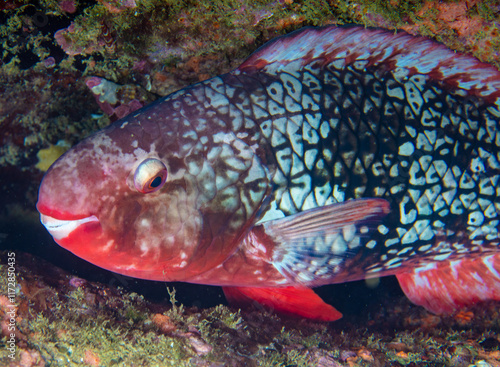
left=37, top=25, right=500, bottom=321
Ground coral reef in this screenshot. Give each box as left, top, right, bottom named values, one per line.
left=2, top=0, right=500, bottom=365
left=85, top=76, right=153, bottom=120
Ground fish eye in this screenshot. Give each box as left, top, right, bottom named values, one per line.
left=134, top=158, right=167, bottom=193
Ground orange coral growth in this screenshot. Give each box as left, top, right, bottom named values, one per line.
left=412, top=0, right=484, bottom=37
left=83, top=349, right=101, bottom=366
left=435, top=1, right=483, bottom=37
left=151, top=313, right=177, bottom=333
left=276, top=14, right=306, bottom=30
left=454, top=310, right=474, bottom=324
left=435, top=1, right=468, bottom=22
left=397, top=0, right=500, bottom=66
left=395, top=351, right=409, bottom=359
left=357, top=348, right=374, bottom=362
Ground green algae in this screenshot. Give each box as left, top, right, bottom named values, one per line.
left=364, top=0, right=424, bottom=25
left=205, top=304, right=244, bottom=330
left=471, top=0, right=498, bottom=21
left=257, top=349, right=310, bottom=367
left=27, top=314, right=191, bottom=366
left=165, top=286, right=185, bottom=322
left=21, top=283, right=193, bottom=366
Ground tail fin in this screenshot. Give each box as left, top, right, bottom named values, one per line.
left=396, top=254, right=500, bottom=314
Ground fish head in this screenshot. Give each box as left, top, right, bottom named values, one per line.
left=37, top=102, right=272, bottom=282
left=37, top=121, right=207, bottom=281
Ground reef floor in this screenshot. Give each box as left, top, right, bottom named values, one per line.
left=1, top=250, right=499, bottom=366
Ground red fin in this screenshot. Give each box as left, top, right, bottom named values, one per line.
left=397, top=254, right=500, bottom=314
left=236, top=25, right=500, bottom=102
left=222, top=286, right=342, bottom=321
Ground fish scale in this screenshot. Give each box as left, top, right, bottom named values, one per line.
left=37, top=25, right=500, bottom=321
left=222, top=29, right=500, bottom=279
left=166, top=39, right=499, bottom=280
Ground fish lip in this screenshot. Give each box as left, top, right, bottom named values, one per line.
left=40, top=214, right=99, bottom=240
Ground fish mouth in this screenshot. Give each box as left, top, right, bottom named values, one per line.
left=40, top=214, right=99, bottom=240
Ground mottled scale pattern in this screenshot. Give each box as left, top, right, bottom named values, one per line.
left=258, top=66, right=499, bottom=272
left=142, top=77, right=273, bottom=237
left=141, top=26, right=499, bottom=281
left=229, top=26, right=500, bottom=280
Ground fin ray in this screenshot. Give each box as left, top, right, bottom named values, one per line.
left=238, top=25, right=500, bottom=101
left=260, top=198, right=390, bottom=286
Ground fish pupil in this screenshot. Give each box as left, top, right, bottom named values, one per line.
left=150, top=176, right=162, bottom=188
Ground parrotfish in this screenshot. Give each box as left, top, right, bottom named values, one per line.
left=37, top=25, right=500, bottom=321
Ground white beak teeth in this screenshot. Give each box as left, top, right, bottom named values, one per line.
left=40, top=214, right=99, bottom=240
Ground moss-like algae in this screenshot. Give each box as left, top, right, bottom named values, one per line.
left=206, top=304, right=244, bottom=330
left=28, top=314, right=190, bottom=366
left=17, top=282, right=193, bottom=366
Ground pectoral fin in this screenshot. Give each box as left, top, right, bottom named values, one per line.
left=221, top=199, right=390, bottom=321
left=263, top=198, right=391, bottom=286
left=222, top=286, right=342, bottom=321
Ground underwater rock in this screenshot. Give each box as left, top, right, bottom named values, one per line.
left=99, top=0, right=137, bottom=14
left=58, top=0, right=76, bottom=14
left=85, top=76, right=153, bottom=120
left=54, top=23, right=84, bottom=56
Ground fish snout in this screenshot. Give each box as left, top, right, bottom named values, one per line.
left=40, top=214, right=99, bottom=240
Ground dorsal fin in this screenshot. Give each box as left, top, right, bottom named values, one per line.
left=237, top=25, right=500, bottom=103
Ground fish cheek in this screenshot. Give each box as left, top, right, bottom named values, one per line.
left=91, top=175, right=203, bottom=280
left=117, top=199, right=143, bottom=247
left=133, top=186, right=202, bottom=257
left=96, top=197, right=141, bottom=251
